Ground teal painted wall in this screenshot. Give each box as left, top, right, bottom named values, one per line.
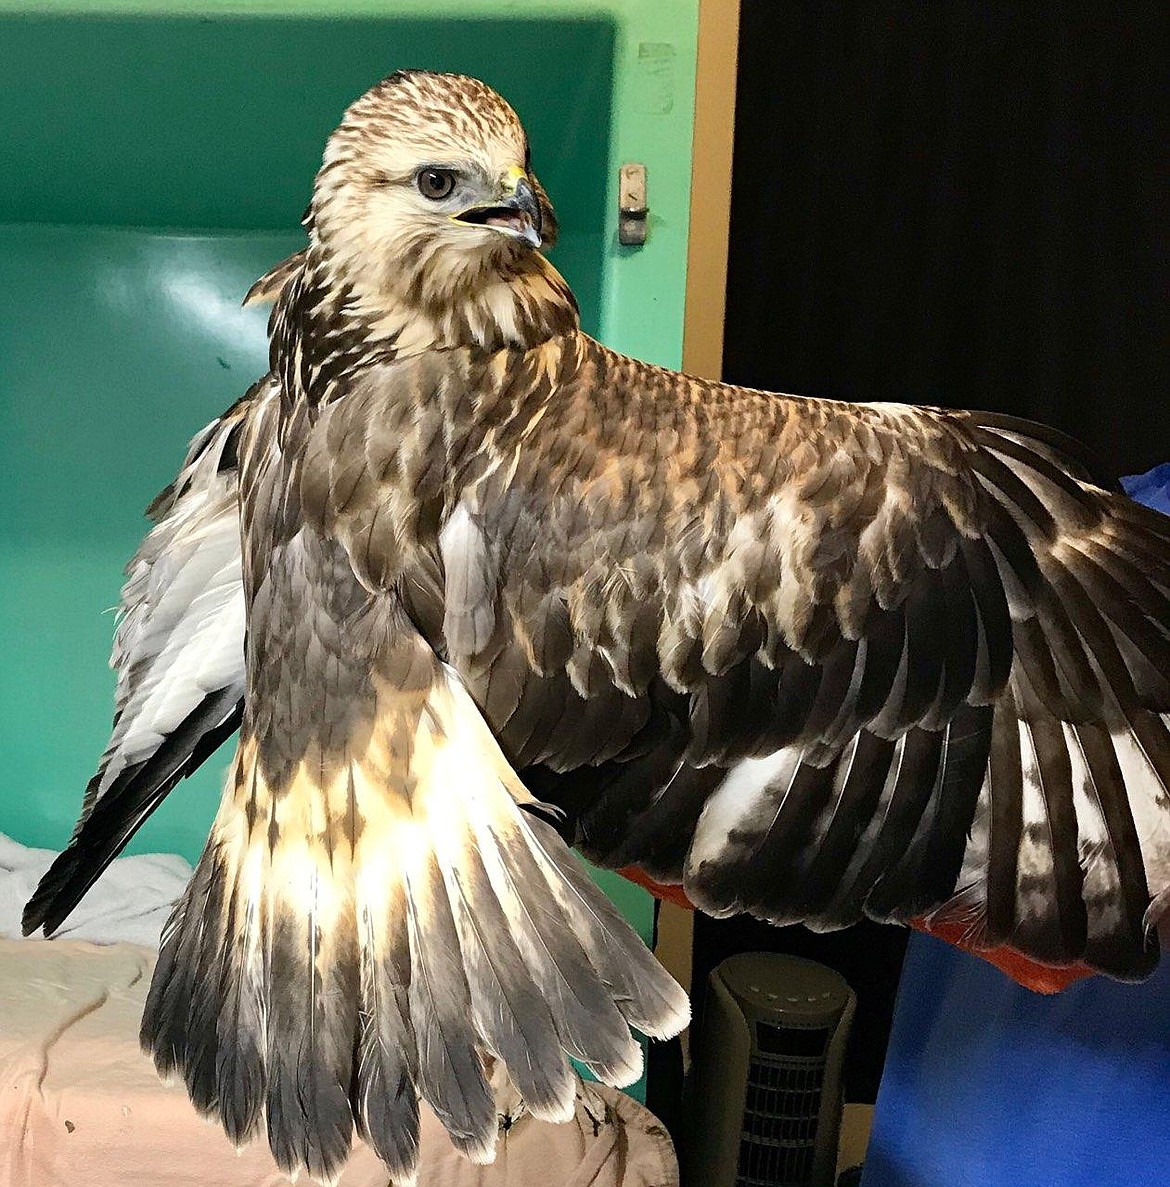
left=0, top=2, right=700, bottom=976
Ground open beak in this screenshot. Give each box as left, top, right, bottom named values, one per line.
left=452, top=166, right=542, bottom=249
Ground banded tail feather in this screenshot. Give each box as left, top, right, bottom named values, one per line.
left=140, top=665, right=688, bottom=1184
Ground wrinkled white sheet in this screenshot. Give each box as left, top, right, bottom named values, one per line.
left=0, top=833, right=192, bottom=947
left=0, top=837, right=679, bottom=1186
left=0, top=941, right=678, bottom=1187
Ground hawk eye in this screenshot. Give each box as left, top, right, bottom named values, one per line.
left=417, top=168, right=457, bottom=200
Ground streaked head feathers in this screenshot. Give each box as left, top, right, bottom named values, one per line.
left=309, top=71, right=557, bottom=308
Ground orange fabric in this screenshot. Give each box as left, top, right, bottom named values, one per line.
left=908, top=917, right=1096, bottom=994
left=617, top=866, right=696, bottom=911
left=617, top=866, right=1097, bottom=995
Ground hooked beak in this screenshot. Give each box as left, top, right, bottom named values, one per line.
left=451, top=166, right=542, bottom=249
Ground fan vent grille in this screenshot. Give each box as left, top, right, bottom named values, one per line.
left=734, top=1024, right=829, bottom=1187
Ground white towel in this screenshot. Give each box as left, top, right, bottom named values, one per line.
left=0, top=833, right=192, bottom=948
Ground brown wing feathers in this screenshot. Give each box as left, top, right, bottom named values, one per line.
left=451, top=340, right=1170, bottom=983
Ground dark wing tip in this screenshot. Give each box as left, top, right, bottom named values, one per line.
left=22, top=849, right=84, bottom=937
left=967, top=410, right=1117, bottom=489
left=20, top=894, right=50, bottom=937
left=21, top=689, right=243, bottom=939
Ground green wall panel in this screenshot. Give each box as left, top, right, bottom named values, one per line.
left=1, top=226, right=296, bottom=860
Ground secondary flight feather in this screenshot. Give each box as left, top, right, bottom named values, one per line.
left=25, top=70, right=1170, bottom=1182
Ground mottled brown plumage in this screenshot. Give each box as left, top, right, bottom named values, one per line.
left=26, top=69, right=1170, bottom=1182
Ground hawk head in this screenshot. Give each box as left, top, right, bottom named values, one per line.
left=308, top=71, right=559, bottom=309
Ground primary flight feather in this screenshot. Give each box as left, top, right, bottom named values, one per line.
left=25, top=69, right=1170, bottom=1181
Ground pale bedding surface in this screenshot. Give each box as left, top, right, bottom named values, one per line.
left=0, top=834, right=191, bottom=948
left=0, top=837, right=678, bottom=1187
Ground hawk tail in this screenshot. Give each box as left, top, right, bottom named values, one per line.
left=141, top=667, right=687, bottom=1183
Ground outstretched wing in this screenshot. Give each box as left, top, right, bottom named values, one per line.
left=21, top=385, right=272, bottom=937
left=334, top=332, right=1170, bottom=980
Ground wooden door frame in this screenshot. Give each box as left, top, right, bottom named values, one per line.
left=682, top=0, right=740, bottom=382
left=659, top=0, right=741, bottom=1003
